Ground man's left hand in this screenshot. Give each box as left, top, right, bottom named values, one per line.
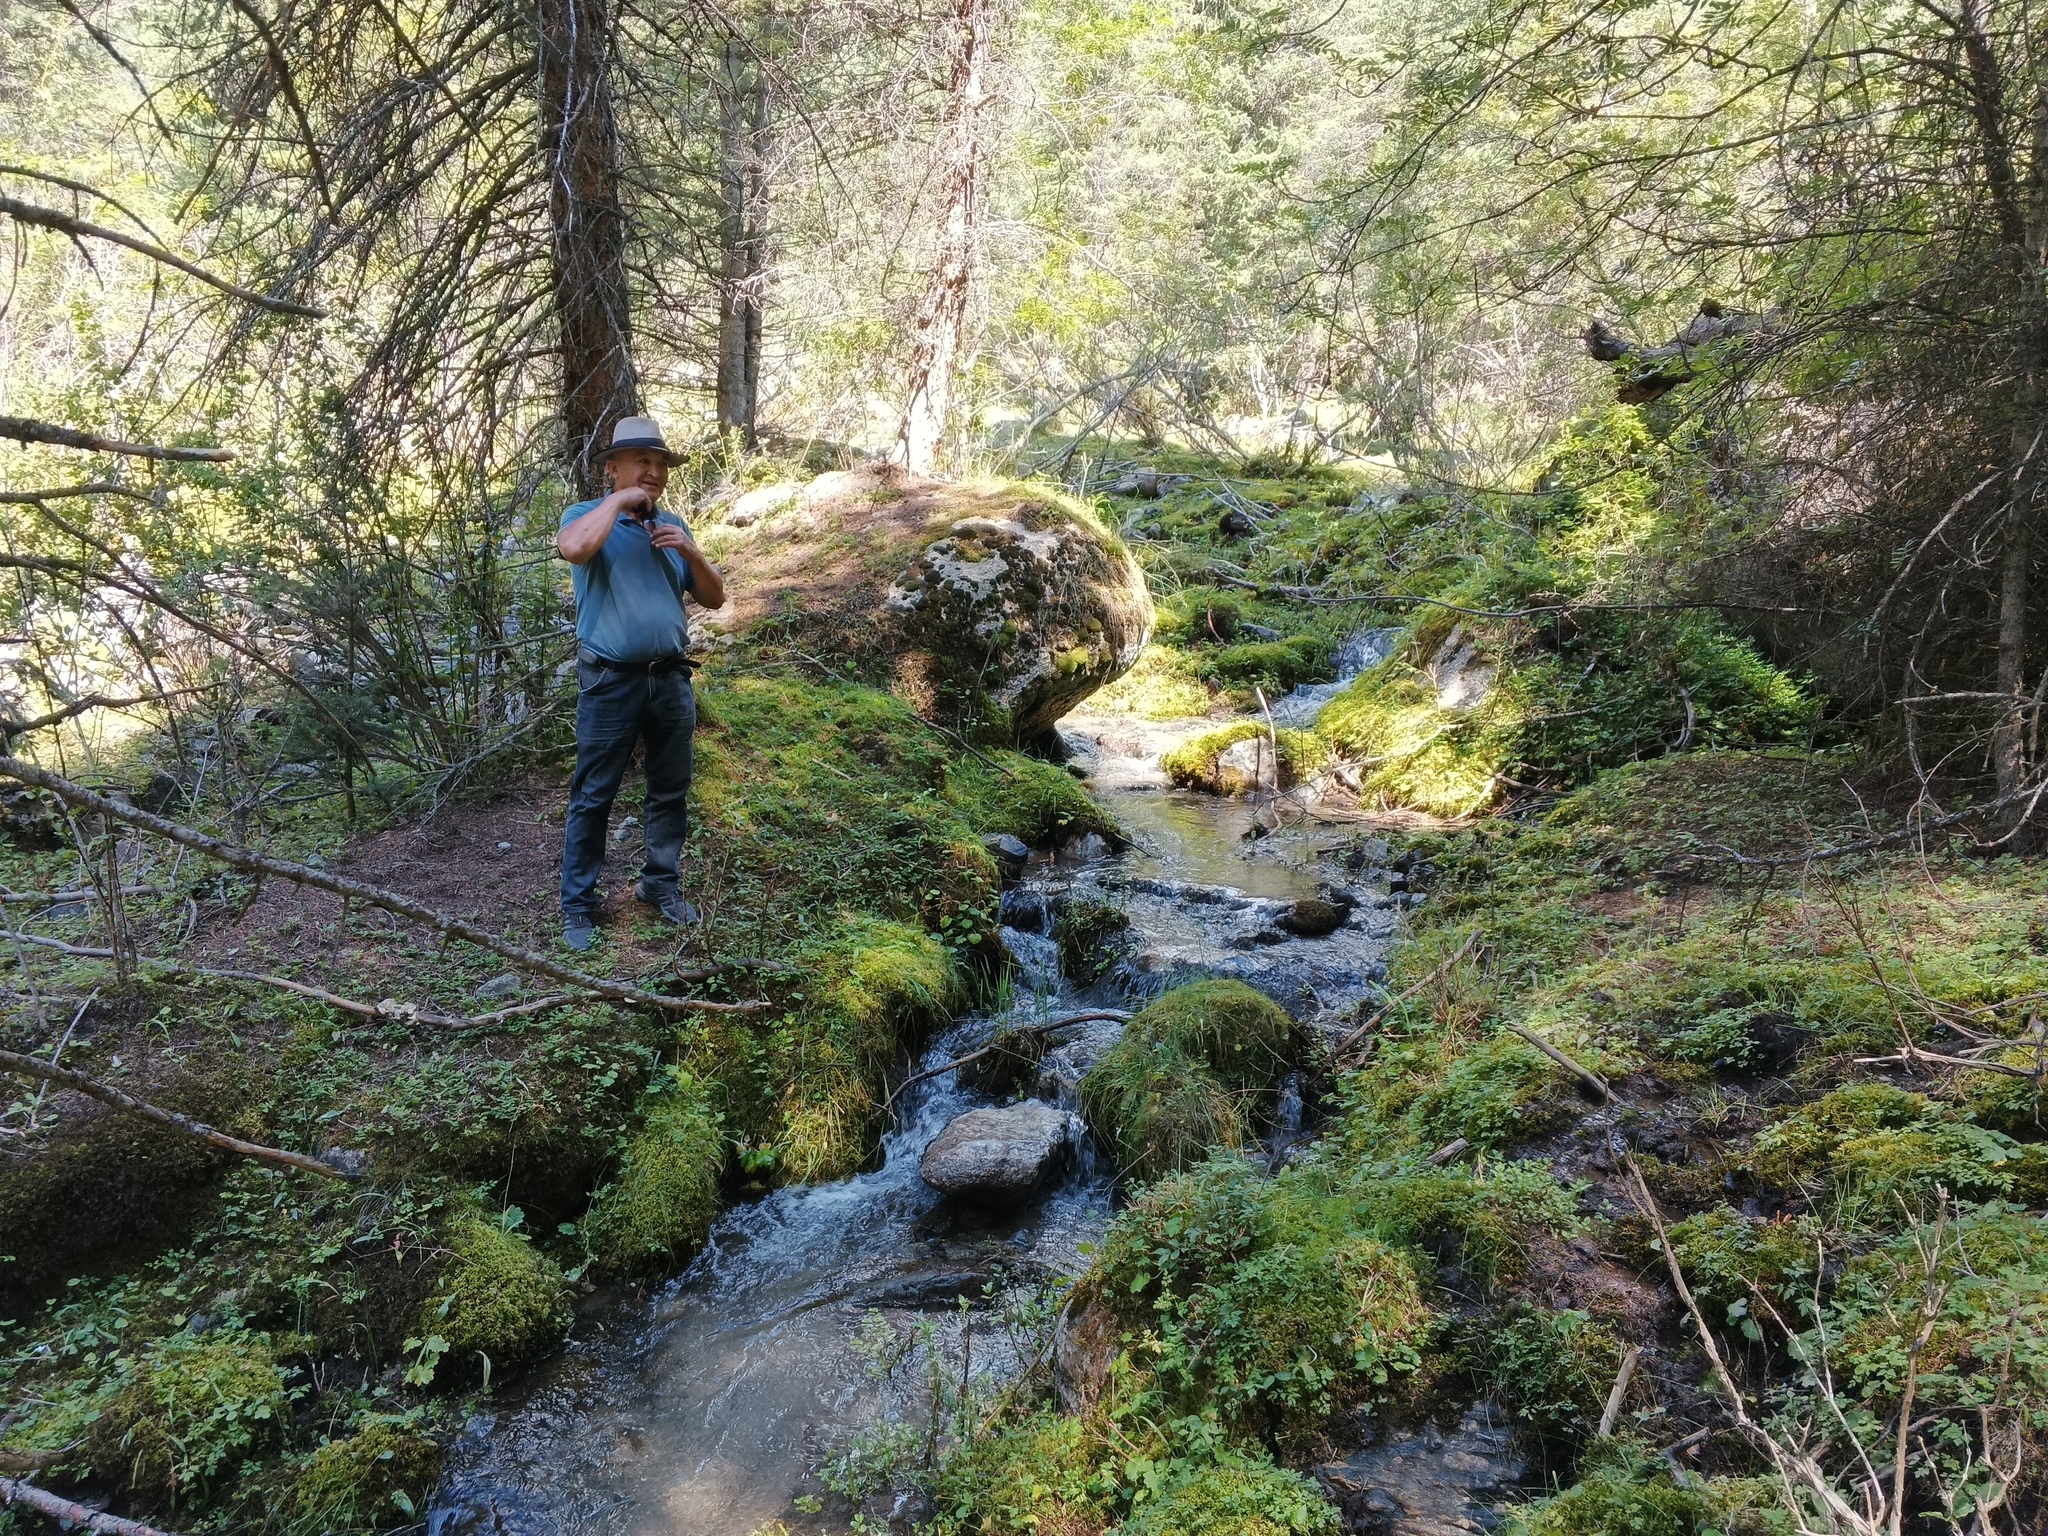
left=649, top=522, right=698, bottom=556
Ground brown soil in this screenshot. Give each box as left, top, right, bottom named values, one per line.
left=184, top=779, right=691, bottom=999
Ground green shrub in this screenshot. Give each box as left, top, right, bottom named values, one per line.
left=1464, top=1305, right=1622, bottom=1457
left=583, top=1071, right=726, bottom=1278
left=1404, top=1034, right=1565, bottom=1151
left=275, top=1421, right=443, bottom=1533
left=1081, top=980, right=1294, bottom=1183
left=1121, top=1449, right=1342, bottom=1536
left=88, top=1328, right=293, bottom=1506
left=930, top=1410, right=1112, bottom=1533
left=1054, top=894, right=1129, bottom=983
left=1502, top=1451, right=1705, bottom=1536
left=1666, top=1206, right=1813, bottom=1327
left=423, top=1212, right=570, bottom=1382
left=1096, top=1159, right=1435, bottom=1431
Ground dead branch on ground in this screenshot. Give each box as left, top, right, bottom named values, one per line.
left=0, top=1047, right=352, bottom=1180
left=0, top=757, right=768, bottom=1015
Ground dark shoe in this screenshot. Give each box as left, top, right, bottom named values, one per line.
left=634, top=882, right=700, bottom=926
left=562, top=916, right=598, bottom=952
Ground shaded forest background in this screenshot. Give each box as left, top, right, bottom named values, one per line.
left=5, top=0, right=2047, bottom=828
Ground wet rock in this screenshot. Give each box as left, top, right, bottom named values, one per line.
left=983, top=833, right=1030, bottom=881
left=1053, top=1292, right=1120, bottom=1413
left=1426, top=624, right=1494, bottom=711
left=1059, top=830, right=1111, bottom=863
left=1278, top=897, right=1347, bottom=937
left=998, top=885, right=1051, bottom=934
left=919, top=1102, right=1079, bottom=1204
left=1213, top=734, right=1279, bottom=795
left=867, top=1267, right=990, bottom=1310
left=1316, top=1403, right=1523, bottom=1536
left=475, top=972, right=523, bottom=1002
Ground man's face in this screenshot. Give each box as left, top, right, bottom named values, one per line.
left=607, top=449, right=670, bottom=506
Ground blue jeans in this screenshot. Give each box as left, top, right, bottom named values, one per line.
left=560, top=657, right=696, bottom=920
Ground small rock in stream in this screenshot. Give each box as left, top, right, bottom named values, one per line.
left=983, top=832, right=1031, bottom=881
left=1278, top=896, right=1347, bottom=937
left=920, top=1102, right=1079, bottom=1204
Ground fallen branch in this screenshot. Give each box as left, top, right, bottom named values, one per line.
left=0, top=1046, right=349, bottom=1181
left=1333, top=931, right=1478, bottom=1060
left=0, top=929, right=582, bottom=1033
left=0, top=1476, right=183, bottom=1536
left=1508, top=1024, right=1611, bottom=1101
left=1597, top=1345, right=1643, bottom=1437
left=882, top=1011, right=1129, bottom=1110
left=1426, top=1136, right=1469, bottom=1165
left=0, top=480, right=156, bottom=504
left=0, top=414, right=232, bottom=462
left=1650, top=780, right=2048, bottom=874
left=1212, top=574, right=1818, bottom=621
left=0, top=757, right=766, bottom=1015
left=0, top=883, right=170, bottom=904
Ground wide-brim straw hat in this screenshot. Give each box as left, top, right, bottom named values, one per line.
left=595, top=415, right=685, bottom=467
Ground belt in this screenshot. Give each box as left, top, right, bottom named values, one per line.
left=580, top=647, right=692, bottom=677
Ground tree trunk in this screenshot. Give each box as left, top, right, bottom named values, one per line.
left=540, top=0, right=638, bottom=495
left=1958, top=3, right=2046, bottom=833
left=716, top=37, right=771, bottom=446
left=894, top=0, right=991, bottom=474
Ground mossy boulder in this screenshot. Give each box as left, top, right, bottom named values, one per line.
left=88, top=1328, right=293, bottom=1506
left=424, top=1212, right=571, bottom=1380
left=1080, top=979, right=1295, bottom=1183
left=275, top=1422, right=443, bottom=1534
left=700, top=464, right=1153, bottom=742
left=1162, top=721, right=1328, bottom=795
left=583, top=1073, right=727, bottom=1278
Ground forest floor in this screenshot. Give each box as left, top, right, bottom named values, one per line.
left=5, top=449, right=2047, bottom=1536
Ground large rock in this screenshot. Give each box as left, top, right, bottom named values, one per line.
left=918, top=1101, right=1078, bottom=1203
left=698, top=464, right=1153, bottom=742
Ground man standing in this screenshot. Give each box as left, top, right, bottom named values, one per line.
left=555, top=416, right=726, bottom=952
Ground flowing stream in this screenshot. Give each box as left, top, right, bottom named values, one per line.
left=428, top=684, right=1404, bottom=1536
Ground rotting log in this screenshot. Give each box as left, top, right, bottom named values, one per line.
left=0, top=756, right=766, bottom=1016
left=0, top=1476, right=184, bottom=1536
left=0, top=1047, right=350, bottom=1181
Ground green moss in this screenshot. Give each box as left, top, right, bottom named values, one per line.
left=1054, top=894, right=1129, bottom=983
left=1666, top=1206, right=1814, bottom=1320
left=946, top=747, right=1116, bottom=844
left=275, top=1422, right=443, bottom=1534
left=1162, top=721, right=1330, bottom=792
left=1095, top=1159, right=1435, bottom=1431
left=931, top=1410, right=1113, bottom=1533
left=1502, top=1454, right=1705, bottom=1536
left=1319, top=653, right=1520, bottom=816
left=583, top=1072, right=727, bottom=1278
left=1204, top=635, right=1328, bottom=694
left=88, top=1328, right=292, bottom=1506
left=1752, top=1083, right=2041, bottom=1206
left=1349, top=1159, right=1583, bottom=1286
left=1120, top=1450, right=1343, bottom=1536
left=767, top=915, right=963, bottom=1182
left=1463, top=1305, right=1622, bottom=1458
left=424, top=1212, right=570, bottom=1380
left=1081, top=980, right=1295, bottom=1182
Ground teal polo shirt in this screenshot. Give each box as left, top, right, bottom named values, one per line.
left=560, top=500, right=698, bottom=664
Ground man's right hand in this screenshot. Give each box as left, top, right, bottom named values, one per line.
left=607, top=485, right=653, bottom=517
